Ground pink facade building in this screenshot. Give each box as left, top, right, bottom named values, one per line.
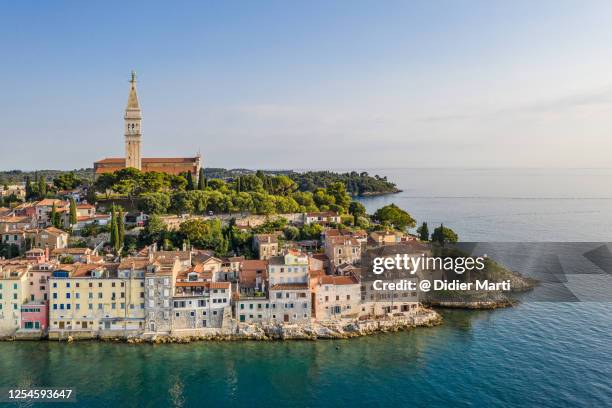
left=20, top=301, right=48, bottom=331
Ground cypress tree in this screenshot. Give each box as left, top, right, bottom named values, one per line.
left=236, top=176, right=241, bottom=193
left=50, top=202, right=57, bottom=227
left=419, top=222, right=429, bottom=241
left=437, top=223, right=445, bottom=246
left=186, top=172, right=194, bottom=190
left=117, top=206, right=125, bottom=249
left=25, top=176, right=33, bottom=201
left=110, top=204, right=118, bottom=250
left=69, top=198, right=77, bottom=225
left=198, top=168, right=206, bottom=190
left=38, top=176, right=47, bottom=198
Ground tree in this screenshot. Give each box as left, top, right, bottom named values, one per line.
left=110, top=205, right=118, bottom=251
left=69, top=198, right=77, bottom=225
left=197, top=168, right=206, bottom=190
left=284, top=226, right=300, bottom=240
left=50, top=202, right=58, bottom=228
left=25, top=176, right=34, bottom=201
left=373, top=204, right=416, bottom=231
left=140, top=214, right=167, bottom=244
left=38, top=176, right=47, bottom=198
left=312, top=188, right=335, bottom=210
left=178, top=218, right=224, bottom=250
left=326, top=182, right=351, bottom=211
left=348, top=201, right=366, bottom=225
left=138, top=192, right=171, bottom=214
left=417, top=222, right=429, bottom=241
left=292, top=191, right=318, bottom=212
left=117, top=206, right=125, bottom=249
left=185, top=172, right=195, bottom=191
left=431, top=224, right=458, bottom=245
left=300, top=223, right=324, bottom=240
left=53, top=172, right=82, bottom=190
left=94, top=173, right=116, bottom=199
left=238, top=174, right=263, bottom=192
left=207, top=178, right=227, bottom=191
left=267, top=176, right=297, bottom=196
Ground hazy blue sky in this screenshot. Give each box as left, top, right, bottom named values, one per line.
left=2, top=1, right=612, bottom=170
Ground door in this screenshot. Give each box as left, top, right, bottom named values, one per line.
left=82, top=322, right=88, bottom=329
left=283, top=314, right=289, bottom=323
left=149, top=322, right=155, bottom=332
left=59, top=321, right=65, bottom=329
left=104, top=321, right=111, bottom=330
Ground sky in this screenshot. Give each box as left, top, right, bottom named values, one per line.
left=1, top=0, right=612, bottom=170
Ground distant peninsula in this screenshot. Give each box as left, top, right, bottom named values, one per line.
left=0, top=168, right=402, bottom=197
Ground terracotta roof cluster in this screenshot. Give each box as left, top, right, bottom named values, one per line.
left=270, top=283, right=309, bottom=291
left=36, top=199, right=68, bottom=207
left=319, top=275, right=359, bottom=285
left=51, top=247, right=91, bottom=255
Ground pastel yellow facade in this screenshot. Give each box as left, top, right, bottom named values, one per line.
left=49, top=269, right=145, bottom=336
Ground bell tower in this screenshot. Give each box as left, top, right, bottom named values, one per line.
left=125, top=70, right=142, bottom=170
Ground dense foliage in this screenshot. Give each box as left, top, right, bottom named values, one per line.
left=373, top=203, right=416, bottom=231
left=0, top=169, right=92, bottom=184
left=202, top=169, right=399, bottom=195
left=95, top=168, right=355, bottom=216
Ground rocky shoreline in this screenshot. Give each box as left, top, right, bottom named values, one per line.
left=357, top=189, right=402, bottom=197
left=1, top=309, right=442, bottom=343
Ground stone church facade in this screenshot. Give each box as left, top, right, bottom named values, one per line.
left=94, top=72, right=201, bottom=178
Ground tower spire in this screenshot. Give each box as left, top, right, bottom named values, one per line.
left=126, top=70, right=141, bottom=113
left=125, top=71, right=142, bottom=170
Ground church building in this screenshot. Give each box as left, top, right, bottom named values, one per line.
left=94, top=72, right=201, bottom=178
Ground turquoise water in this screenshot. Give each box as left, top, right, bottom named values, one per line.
left=0, top=303, right=610, bottom=407
left=1, top=168, right=611, bottom=407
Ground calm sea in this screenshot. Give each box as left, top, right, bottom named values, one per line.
left=0, top=168, right=610, bottom=407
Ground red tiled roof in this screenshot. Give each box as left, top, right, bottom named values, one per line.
left=270, top=283, right=309, bottom=291
left=320, top=275, right=359, bottom=285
